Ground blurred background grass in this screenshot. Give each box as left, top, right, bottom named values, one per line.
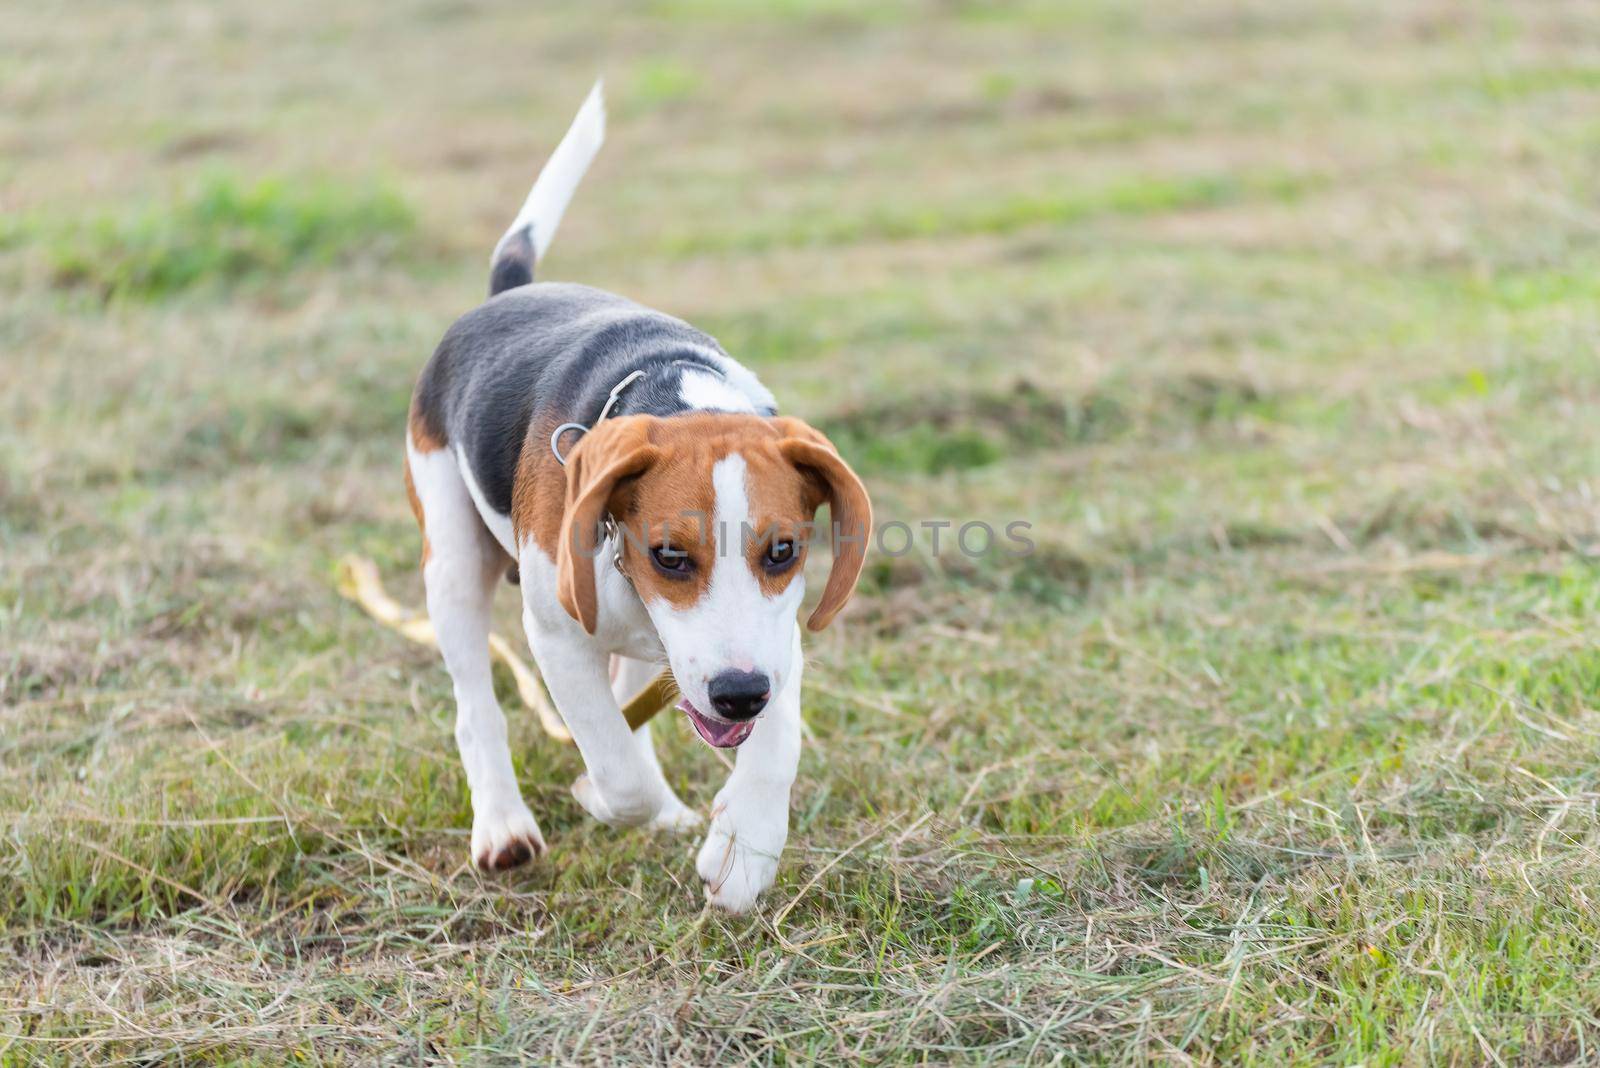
left=3, top=0, right=1600, bottom=1063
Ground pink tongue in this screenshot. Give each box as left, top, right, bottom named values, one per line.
left=679, top=699, right=757, bottom=748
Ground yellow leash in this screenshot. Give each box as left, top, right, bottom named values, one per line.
left=335, top=555, right=676, bottom=740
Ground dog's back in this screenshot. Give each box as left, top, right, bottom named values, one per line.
left=411, top=284, right=734, bottom=518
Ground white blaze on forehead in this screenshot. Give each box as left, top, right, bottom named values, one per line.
left=710, top=453, right=752, bottom=559
left=680, top=369, right=759, bottom=413
left=644, top=451, right=804, bottom=706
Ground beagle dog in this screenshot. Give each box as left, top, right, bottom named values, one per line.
left=404, top=84, right=871, bottom=912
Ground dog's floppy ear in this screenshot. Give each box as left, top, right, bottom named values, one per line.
left=557, top=417, right=659, bottom=634
left=771, top=417, right=873, bottom=631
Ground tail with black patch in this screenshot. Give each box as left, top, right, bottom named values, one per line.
left=488, top=80, right=606, bottom=296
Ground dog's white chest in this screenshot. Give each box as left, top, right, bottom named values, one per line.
left=594, top=558, right=666, bottom=660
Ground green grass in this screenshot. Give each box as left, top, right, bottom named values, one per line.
left=659, top=171, right=1316, bottom=255
left=4, top=0, right=1600, bottom=1062
left=44, top=172, right=413, bottom=299
left=627, top=59, right=702, bottom=112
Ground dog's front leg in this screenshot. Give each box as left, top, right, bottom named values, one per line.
left=697, top=631, right=804, bottom=912
left=612, top=656, right=701, bottom=832
left=522, top=614, right=677, bottom=827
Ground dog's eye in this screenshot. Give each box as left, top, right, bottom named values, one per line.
left=763, top=540, right=797, bottom=571
left=650, top=545, right=693, bottom=577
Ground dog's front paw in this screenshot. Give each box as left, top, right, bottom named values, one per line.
left=471, top=797, right=546, bottom=872
left=571, top=774, right=661, bottom=827
left=696, top=801, right=786, bottom=913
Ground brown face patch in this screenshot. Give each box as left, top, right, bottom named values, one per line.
left=529, top=411, right=871, bottom=633
left=737, top=447, right=822, bottom=598
left=611, top=455, right=716, bottom=612
left=606, top=417, right=840, bottom=615
left=605, top=431, right=814, bottom=612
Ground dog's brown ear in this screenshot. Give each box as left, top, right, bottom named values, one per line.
left=772, top=417, right=873, bottom=631
left=557, top=417, right=659, bottom=634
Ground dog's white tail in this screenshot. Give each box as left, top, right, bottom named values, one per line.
left=488, top=80, right=606, bottom=296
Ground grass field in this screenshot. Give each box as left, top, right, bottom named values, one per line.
left=4, top=0, right=1600, bottom=1062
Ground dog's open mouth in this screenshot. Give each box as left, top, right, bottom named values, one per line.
left=678, top=699, right=757, bottom=749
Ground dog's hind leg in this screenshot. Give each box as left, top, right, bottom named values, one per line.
left=408, top=437, right=545, bottom=871
left=610, top=656, right=701, bottom=832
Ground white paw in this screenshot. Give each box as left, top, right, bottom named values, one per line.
left=648, top=796, right=703, bottom=833
left=571, top=774, right=660, bottom=828
left=471, top=796, right=546, bottom=872
left=696, top=805, right=785, bottom=913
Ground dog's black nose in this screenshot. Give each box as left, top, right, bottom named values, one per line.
left=707, top=670, right=770, bottom=721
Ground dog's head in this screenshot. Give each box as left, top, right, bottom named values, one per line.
left=557, top=413, right=871, bottom=748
